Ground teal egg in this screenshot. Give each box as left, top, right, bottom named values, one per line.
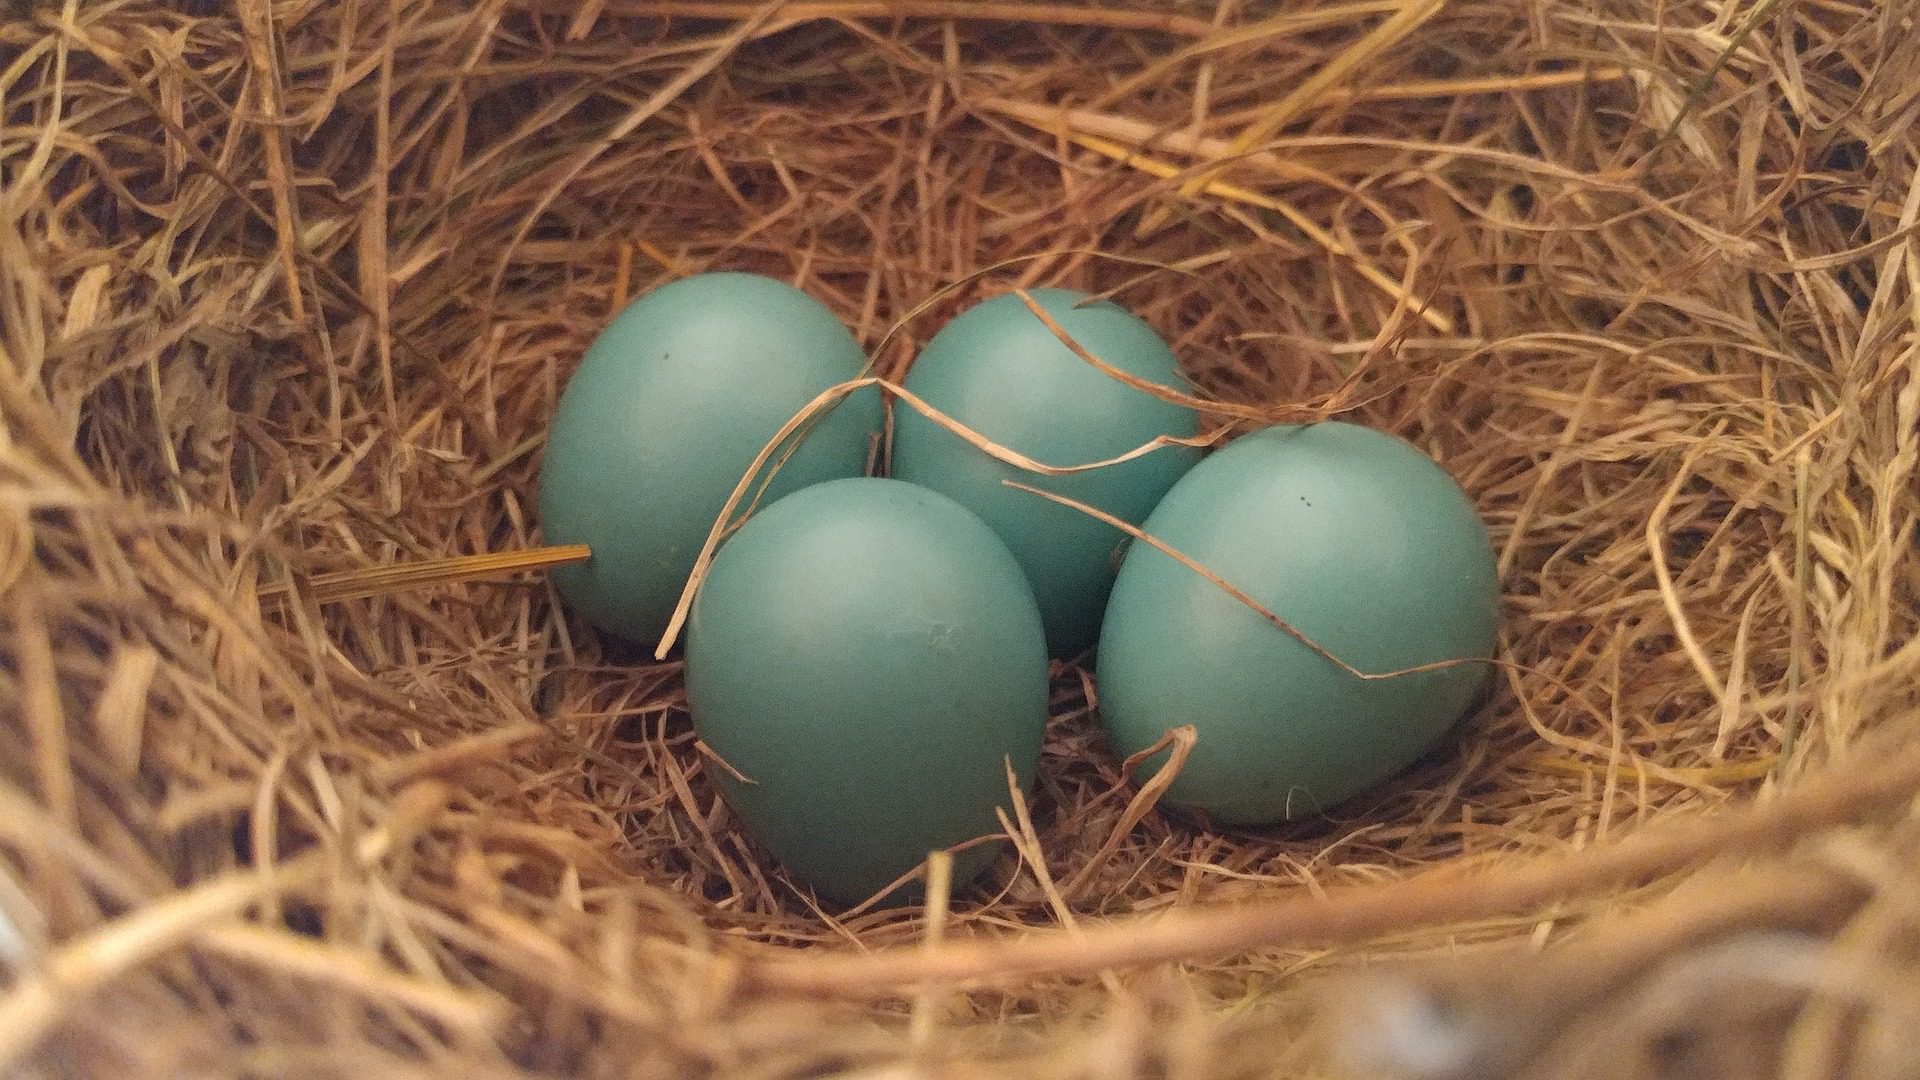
left=685, top=478, right=1048, bottom=906
left=538, top=272, right=881, bottom=647
left=1096, top=422, right=1500, bottom=826
left=891, top=288, right=1200, bottom=659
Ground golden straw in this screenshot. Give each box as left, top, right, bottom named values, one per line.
left=256, top=545, right=592, bottom=608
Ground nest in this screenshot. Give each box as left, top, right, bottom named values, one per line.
left=4, top=1, right=1919, bottom=1077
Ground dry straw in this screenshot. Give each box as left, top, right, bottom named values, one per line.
left=2, top=1, right=1918, bottom=1077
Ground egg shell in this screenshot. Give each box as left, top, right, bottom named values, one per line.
left=890, top=288, right=1200, bottom=658
left=1096, top=422, right=1500, bottom=826
left=538, top=272, right=882, bottom=647
left=685, top=477, right=1048, bottom=906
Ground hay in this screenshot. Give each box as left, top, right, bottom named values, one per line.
left=2, top=0, right=1918, bottom=1076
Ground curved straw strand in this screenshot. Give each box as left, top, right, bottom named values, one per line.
left=1003, top=480, right=1489, bottom=682
left=653, top=379, right=1235, bottom=657
left=1009, top=288, right=1340, bottom=423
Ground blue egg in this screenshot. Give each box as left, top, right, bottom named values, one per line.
left=686, top=478, right=1049, bottom=906
left=539, top=272, right=882, bottom=647
left=891, top=288, right=1200, bottom=658
left=1097, top=423, right=1501, bottom=825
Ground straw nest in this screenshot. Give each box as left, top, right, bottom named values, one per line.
left=3, top=1, right=1919, bottom=1077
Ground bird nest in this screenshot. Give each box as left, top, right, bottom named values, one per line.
left=3, top=2, right=1918, bottom=1077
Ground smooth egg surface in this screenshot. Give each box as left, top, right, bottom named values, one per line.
left=1097, top=422, right=1500, bottom=826
left=686, top=477, right=1049, bottom=906
left=891, top=288, right=1200, bottom=658
left=539, top=272, right=881, bottom=646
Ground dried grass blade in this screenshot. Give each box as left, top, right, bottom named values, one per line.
left=605, top=2, right=1217, bottom=37
left=257, top=544, right=591, bottom=608
left=1000, top=480, right=1487, bottom=683
left=988, top=113, right=1453, bottom=332
left=1084, top=143, right=1444, bottom=332
left=1153, top=0, right=1445, bottom=226
left=747, top=730, right=1920, bottom=995
left=656, top=376, right=1228, bottom=657
left=197, top=924, right=507, bottom=1033
left=1062, top=725, right=1197, bottom=900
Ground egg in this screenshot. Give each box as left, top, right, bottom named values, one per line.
left=890, top=288, right=1200, bottom=658
left=539, top=272, right=882, bottom=647
left=685, top=477, right=1048, bottom=905
left=1096, top=422, right=1500, bottom=826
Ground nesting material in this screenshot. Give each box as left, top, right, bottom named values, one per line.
left=1, top=1, right=1918, bottom=1077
